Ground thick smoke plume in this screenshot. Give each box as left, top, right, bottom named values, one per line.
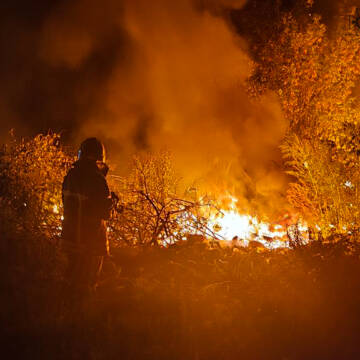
left=40, top=0, right=288, bottom=217
left=18, top=0, right=289, bottom=217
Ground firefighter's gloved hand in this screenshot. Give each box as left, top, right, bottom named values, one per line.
left=97, top=161, right=109, bottom=177
left=111, top=191, right=119, bottom=202
left=111, top=192, right=123, bottom=213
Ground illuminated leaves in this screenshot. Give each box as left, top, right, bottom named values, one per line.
left=0, top=136, right=215, bottom=247
left=250, top=8, right=360, bottom=237
left=0, top=132, right=74, bottom=240
left=107, top=152, right=215, bottom=246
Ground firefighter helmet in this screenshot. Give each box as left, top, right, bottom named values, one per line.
left=78, top=137, right=105, bottom=162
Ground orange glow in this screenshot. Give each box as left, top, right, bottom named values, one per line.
left=210, top=197, right=305, bottom=249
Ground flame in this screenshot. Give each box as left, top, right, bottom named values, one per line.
left=211, top=197, right=291, bottom=249
left=51, top=195, right=306, bottom=249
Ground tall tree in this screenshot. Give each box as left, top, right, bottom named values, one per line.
left=249, top=5, right=360, bottom=237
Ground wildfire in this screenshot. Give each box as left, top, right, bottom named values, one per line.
left=211, top=197, right=299, bottom=249
left=50, top=194, right=306, bottom=249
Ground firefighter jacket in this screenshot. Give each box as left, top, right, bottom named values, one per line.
left=61, top=159, right=112, bottom=255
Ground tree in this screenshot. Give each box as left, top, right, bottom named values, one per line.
left=249, top=7, right=360, bottom=237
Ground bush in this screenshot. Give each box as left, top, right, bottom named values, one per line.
left=0, top=132, right=73, bottom=241
left=108, top=152, right=218, bottom=247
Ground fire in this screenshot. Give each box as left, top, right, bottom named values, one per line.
left=211, top=197, right=292, bottom=249
left=50, top=194, right=305, bottom=249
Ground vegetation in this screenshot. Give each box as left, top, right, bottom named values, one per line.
left=0, top=133, right=216, bottom=248
left=0, top=132, right=73, bottom=241
left=108, top=152, right=217, bottom=247
left=249, top=9, right=360, bottom=237
left=1, top=131, right=360, bottom=359
left=2, top=225, right=360, bottom=359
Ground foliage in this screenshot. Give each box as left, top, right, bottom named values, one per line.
left=108, top=152, right=217, bottom=246
left=249, top=7, right=360, bottom=237
left=1, top=133, right=360, bottom=358
left=0, top=132, right=74, bottom=241
left=281, top=135, right=360, bottom=236
left=0, top=133, right=215, bottom=247
left=3, top=236, right=360, bottom=359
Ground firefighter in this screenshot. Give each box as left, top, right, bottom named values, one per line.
left=62, top=137, right=113, bottom=298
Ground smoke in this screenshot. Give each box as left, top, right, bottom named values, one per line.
left=37, top=0, right=289, bottom=217
left=2, top=0, right=359, bottom=216
left=0, top=0, right=291, bottom=217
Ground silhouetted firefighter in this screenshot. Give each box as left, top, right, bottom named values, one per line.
left=62, top=138, right=114, bottom=299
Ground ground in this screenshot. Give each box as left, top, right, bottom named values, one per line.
left=1, top=237, right=360, bottom=360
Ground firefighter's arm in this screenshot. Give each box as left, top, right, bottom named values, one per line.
left=95, top=175, right=112, bottom=220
